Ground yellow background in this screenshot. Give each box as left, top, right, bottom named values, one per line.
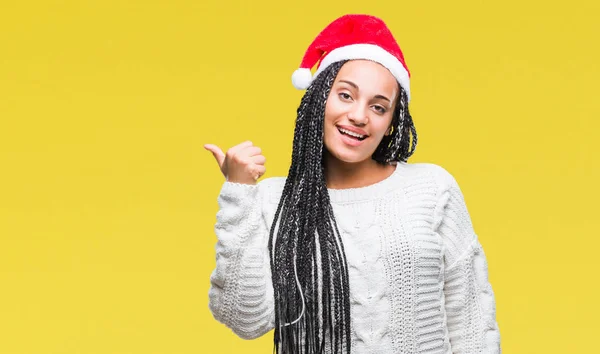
left=1, top=0, right=598, bottom=353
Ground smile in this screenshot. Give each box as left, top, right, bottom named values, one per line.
left=337, top=127, right=367, bottom=140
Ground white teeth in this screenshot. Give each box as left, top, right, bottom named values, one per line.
left=339, top=128, right=365, bottom=139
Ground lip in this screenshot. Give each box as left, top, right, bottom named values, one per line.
left=336, top=125, right=369, bottom=137
left=336, top=126, right=367, bottom=147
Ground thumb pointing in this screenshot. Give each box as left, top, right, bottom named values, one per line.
left=204, top=144, right=225, bottom=169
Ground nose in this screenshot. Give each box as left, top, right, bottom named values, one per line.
left=347, top=103, right=368, bottom=126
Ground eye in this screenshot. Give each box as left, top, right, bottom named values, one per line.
left=373, top=105, right=387, bottom=114
left=338, top=92, right=352, bottom=101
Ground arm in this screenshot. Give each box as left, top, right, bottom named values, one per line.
left=434, top=170, right=501, bottom=354
left=208, top=181, right=275, bottom=340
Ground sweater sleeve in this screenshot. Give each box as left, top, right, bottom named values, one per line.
left=207, top=181, right=275, bottom=340
left=434, top=170, right=501, bottom=354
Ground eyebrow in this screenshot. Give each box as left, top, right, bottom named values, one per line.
left=338, top=80, right=391, bottom=103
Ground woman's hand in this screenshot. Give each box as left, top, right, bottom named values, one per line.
left=204, top=141, right=266, bottom=185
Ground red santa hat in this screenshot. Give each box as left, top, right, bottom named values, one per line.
left=291, top=14, right=412, bottom=101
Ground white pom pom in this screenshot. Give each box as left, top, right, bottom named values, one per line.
left=291, top=68, right=313, bottom=89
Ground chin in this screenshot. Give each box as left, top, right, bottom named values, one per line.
left=325, top=146, right=373, bottom=165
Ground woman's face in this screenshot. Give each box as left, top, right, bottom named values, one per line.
left=323, top=60, right=399, bottom=165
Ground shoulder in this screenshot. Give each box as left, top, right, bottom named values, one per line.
left=399, top=161, right=465, bottom=208
left=256, top=176, right=287, bottom=204
left=400, top=161, right=458, bottom=189
left=254, top=162, right=462, bottom=202
left=412, top=163, right=472, bottom=233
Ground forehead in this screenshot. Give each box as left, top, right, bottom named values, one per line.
left=334, top=60, right=398, bottom=96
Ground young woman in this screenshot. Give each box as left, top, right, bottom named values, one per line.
left=204, top=14, right=501, bottom=354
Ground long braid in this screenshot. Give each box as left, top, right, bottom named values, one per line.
left=268, top=59, right=418, bottom=354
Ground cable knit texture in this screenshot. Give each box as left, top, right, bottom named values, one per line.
left=208, top=161, right=501, bottom=353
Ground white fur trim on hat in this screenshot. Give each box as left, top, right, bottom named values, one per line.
left=313, top=44, right=411, bottom=102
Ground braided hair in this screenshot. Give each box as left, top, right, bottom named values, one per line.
left=268, top=59, right=417, bottom=354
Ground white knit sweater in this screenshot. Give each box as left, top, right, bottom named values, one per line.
left=208, top=161, right=501, bottom=353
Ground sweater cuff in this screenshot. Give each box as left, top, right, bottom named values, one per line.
left=220, top=181, right=259, bottom=199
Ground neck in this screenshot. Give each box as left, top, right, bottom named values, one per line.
left=324, top=151, right=395, bottom=189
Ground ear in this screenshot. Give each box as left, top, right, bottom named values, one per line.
left=385, top=125, right=393, bottom=136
